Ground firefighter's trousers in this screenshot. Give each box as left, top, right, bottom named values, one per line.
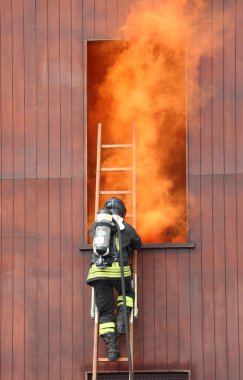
left=93, top=278, right=134, bottom=336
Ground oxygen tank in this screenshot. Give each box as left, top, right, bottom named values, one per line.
left=93, top=209, right=113, bottom=257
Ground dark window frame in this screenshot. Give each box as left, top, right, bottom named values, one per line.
left=82, top=39, right=195, bottom=251
left=85, top=370, right=191, bottom=380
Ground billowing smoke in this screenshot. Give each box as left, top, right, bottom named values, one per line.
left=87, top=0, right=210, bottom=243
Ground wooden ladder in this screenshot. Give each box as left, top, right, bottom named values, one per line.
left=91, top=122, right=137, bottom=380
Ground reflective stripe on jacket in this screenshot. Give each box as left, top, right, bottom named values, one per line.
left=86, top=262, right=132, bottom=284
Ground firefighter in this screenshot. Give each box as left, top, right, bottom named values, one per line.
left=86, top=197, right=142, bottom=361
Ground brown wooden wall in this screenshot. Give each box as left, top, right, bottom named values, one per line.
left=1, top=0, right=243, bottom=379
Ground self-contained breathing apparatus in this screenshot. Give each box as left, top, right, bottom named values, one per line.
left=92, top=208, right=119, bottom=269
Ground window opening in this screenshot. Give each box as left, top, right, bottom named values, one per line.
left=87, top=40, right=187, bottom=244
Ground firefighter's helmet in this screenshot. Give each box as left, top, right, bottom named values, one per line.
left=103, top=197, right=126, bottom=218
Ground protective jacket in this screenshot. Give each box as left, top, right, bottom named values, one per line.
left=86, top=221, right=142, bottom=285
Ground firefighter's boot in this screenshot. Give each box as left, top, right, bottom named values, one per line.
left=116, top=305, right=131, bottom=334
left=103, top=332, right=120, bottom=361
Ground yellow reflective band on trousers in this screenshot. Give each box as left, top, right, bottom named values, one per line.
left=99, top=321, right=115, bottom=336
left=87, top=263, right=132, bottom=281
left=117, top=295, right=133, bottom=308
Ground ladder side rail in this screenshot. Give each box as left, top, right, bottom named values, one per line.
left=132, top=125, right=136, bottom=228
left=91, top=123, right=102, bottom=319
left=95, top=123, right=102, bottom=216
left=132, top=125, right=138, bottom=319
left=92, top=309, right=99, bottom=380
left=92, top=123, right=102, bottom=378
left=133, top=251, right=138, bottom=319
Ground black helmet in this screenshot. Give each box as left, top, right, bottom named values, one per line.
left=103, top=197, right=126, bottom=218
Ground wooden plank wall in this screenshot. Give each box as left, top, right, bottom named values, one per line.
left=1, top=1, right=243, bottom=379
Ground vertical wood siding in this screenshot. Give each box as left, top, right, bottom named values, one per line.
left=0, top=1, right=243, bottom=379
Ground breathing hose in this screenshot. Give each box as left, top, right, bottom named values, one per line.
left=112, top=217, right=134, bottom=380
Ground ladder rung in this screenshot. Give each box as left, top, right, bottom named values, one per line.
left=101, top=167, right=132, bottom=172
left=98, top=357, right=128, bottom=362
left=100, top=191, right=133, bottom=194
left=101, top=144, right=133, bottom=148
